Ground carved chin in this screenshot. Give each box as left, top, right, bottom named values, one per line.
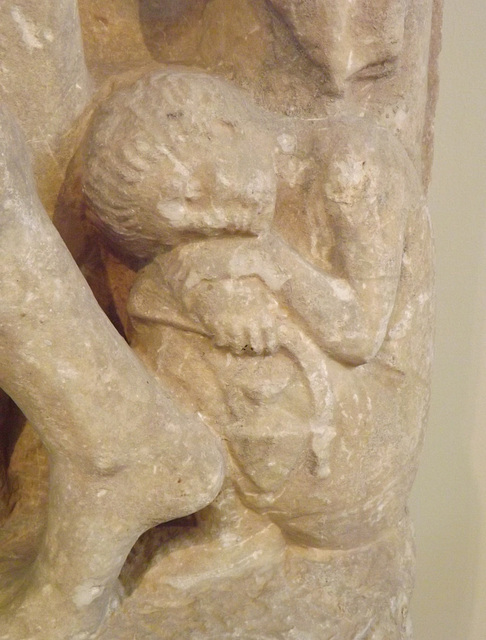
left=266, top=0, right=406, bottom=85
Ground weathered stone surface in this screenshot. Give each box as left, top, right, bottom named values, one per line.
left=0, top=105, right=223, bottom=639
left=0, top=393, right=11, bottom=524
left=0, top=0, right=91, bottom=211
left=0, top=1, right=442, bottom=638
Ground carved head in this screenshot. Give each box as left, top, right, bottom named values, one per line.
left=82, top=70, right=277, bottom=260
left=266, top=0, right=407, bottom=91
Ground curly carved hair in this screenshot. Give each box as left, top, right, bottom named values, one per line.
left=82, top=69, right=277, bottom=260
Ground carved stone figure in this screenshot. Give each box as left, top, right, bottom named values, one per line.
left=0, top=1, right=442, bottom=639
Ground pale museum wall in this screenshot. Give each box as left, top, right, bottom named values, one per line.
left=411, top=0, right=486, bottom=637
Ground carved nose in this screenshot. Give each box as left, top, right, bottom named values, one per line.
left=270, top=0, right=406, bottom=96
left=293, top=18, right=361, bottom=96
left=314, top=45, right=358, bottom=97
left=323, top=62, right=352, bottom=97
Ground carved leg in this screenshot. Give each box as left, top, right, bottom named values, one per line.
left=0, top=0, right=92, bottom=210
left=0, top=1, right=90, bottom=143
left=0, top=107, right=224, bottom=638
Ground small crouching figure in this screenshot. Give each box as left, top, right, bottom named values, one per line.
left=79, top=67, right=430, bottom=638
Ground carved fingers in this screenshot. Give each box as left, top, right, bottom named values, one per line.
left=183, top=277, right=283, bottom=356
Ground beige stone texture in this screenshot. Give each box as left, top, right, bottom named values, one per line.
left=0, top=393, right=11, bottom=524
left=0, top=0, right=92, bottom=211
left=0, top=106, right=223, bottom=638
left=0, top=1, right=442, bottom=639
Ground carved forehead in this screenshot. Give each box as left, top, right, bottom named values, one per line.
left=85, top=69, right=276, bottom=173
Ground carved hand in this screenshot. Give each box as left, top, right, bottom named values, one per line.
left=183, top=277, right=283, bottom=356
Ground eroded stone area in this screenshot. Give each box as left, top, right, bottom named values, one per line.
left=0, top=1, right=441, bottom=638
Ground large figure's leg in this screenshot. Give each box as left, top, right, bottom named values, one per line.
left=0, top=107, right=224, bottom=639
left=0, top=0, right=92, bottom=534
left=0, top=0, right=91, bottom=163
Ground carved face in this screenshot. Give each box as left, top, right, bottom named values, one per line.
left=267, top=0, right=407, bottom=91
left=83, top=70, right=277, bottom=259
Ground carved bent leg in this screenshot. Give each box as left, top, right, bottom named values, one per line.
left=0, top=107, right=224, bottom=639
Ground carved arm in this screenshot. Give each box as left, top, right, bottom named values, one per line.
left=161, top=129, right=422, bottom=367
left=268, top=122, right=424, bottom=365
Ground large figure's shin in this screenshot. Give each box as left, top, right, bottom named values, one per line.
left=0, top=107, right=224, bottom=639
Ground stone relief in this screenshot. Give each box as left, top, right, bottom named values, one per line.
left=0, top=1, right=442, bottom=638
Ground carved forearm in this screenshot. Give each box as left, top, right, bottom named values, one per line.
left=158, top=236, right=290, bottom=297
left=267, top=232, right=403, bottom=364
left=157, top=229, right=401, bottom=365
